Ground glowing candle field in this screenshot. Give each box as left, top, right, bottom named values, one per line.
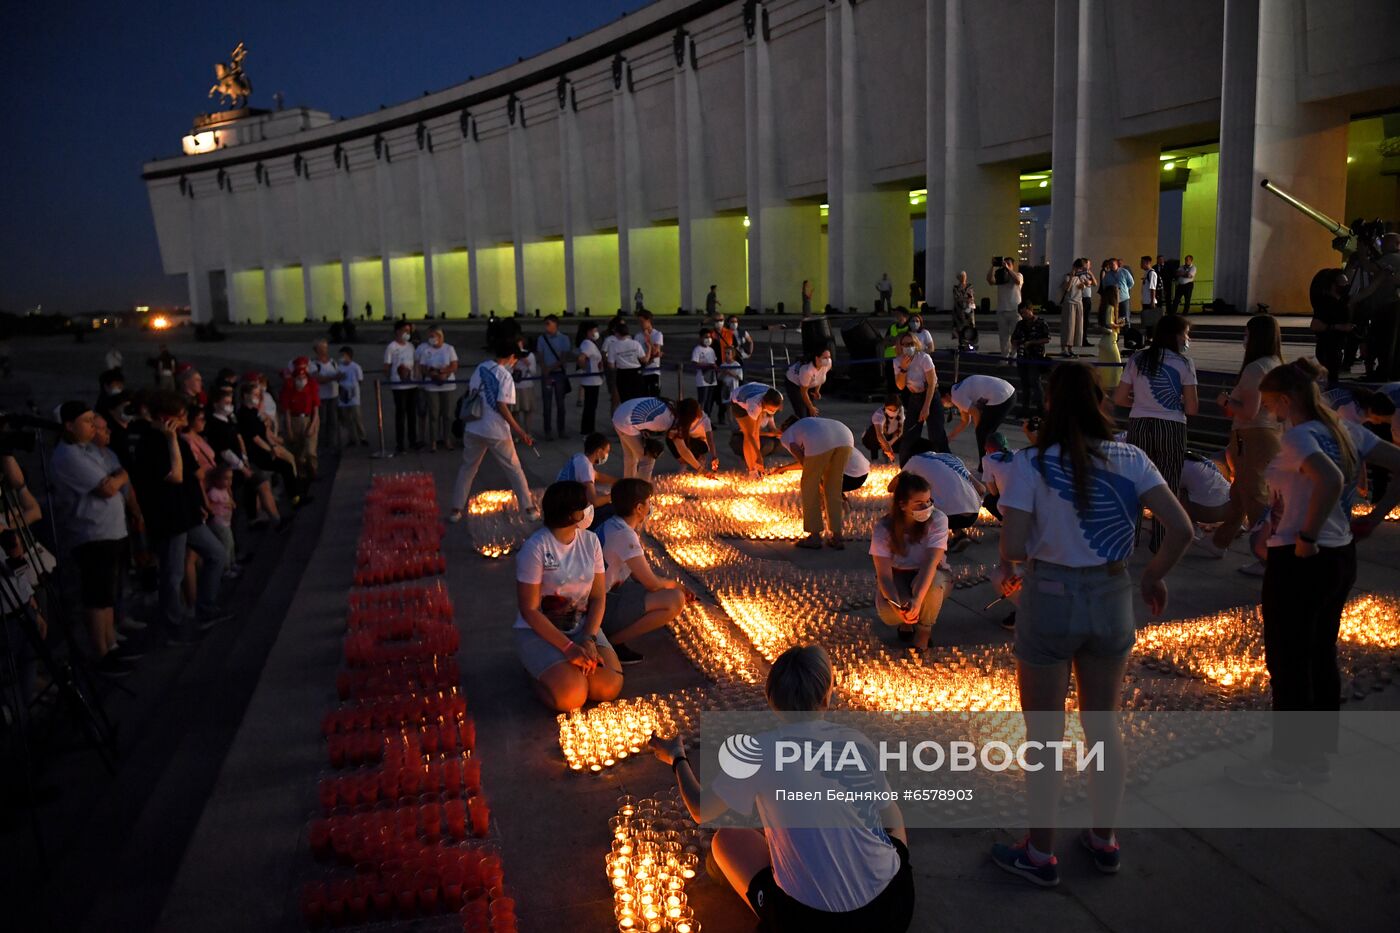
left=606, top=790, right=707, bottom=932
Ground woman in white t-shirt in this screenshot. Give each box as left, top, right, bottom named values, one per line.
left=648, top=645, right=914, bottom=929
left=1224, top=359, right=1400, bottom=789
left=892, top=332, right=947, bottom=462
left=575, top=321, right=605, bottom=435
left=606, top=320, right=646, bottom=402
left=773, top=416, right=856, bottom=550
left=513, top=481, right=623, bottom=712
left=870, top=471, right=951, bottom=650
left=612, top=396, right=677, bottom=478
left=665, top=398, right=721, bottom=474
left=597, top=478, right=693, bottom=664
left=1202, top=315, right=1283, bottom=561
left=1112, top=315, right=1198, bottom=552
left=862, top=395, right=905, bottom=463
left=908, top=314, right=936, bottom=354
left=1179, top=452, right=1232, bottom=525
left=691, top=327, right=720, bottom=421
left=785, top=346, right=833, bottom=418
left=993, top=362, right=1192, bottom=886
left=730, top=383, right=785, bottom=475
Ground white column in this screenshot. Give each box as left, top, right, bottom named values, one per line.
left=559, top=93, right=580, bottom=315
left=334, top=162, right=354, bottom=316
left=612, top=76, right=640, bottom=314
left=675, top=50, right=693, bottom=313
left=824, top=1, right=845, bottom=310
left=743, top=30, right=764, bottom=311
left=294, top=168, right=316, bottom=321
left=256, top=174, right=279, bottom=323
left=217, top=187, right=241, bottom=323
left=508, top=105, right=531, bottom=315
left=417, top=143, right=439, bottom=318
left=459, top=124, right=483, bottom=318
left=375, top=152, right=396, bottom=319
left=1215, top=0, right=1348, bottom=313
left=184, top=184, right=210, bottom=323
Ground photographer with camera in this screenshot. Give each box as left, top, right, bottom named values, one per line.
left=988, top=256, right=1024, bottom=361
left=50, top=402, right=136, bottom=675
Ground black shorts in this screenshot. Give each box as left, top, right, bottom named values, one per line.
left=73, top=538, right=127, bottom=610
left=746, top=836, right=914, bottom=933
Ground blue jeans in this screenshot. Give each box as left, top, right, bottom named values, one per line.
left=153, top=523, right=228, bottom=634
left=541, top=373, right=568, bottom=437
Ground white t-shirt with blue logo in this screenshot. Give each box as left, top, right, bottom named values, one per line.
left=465, top=360, right=516, bottom=441
left=902, top=452, right=982, bottom=516
left=557, top=452, right=596, bottom=485
left=1000, top=441, right=1166, bottom=566
left=981, top=448, right=1018, bottom=492
left=733, top=383, right=774, bottom=420
left=1122, top=350, right=1197, bottom=424
left=612, top=397, right=674, bottom=436
left=1266, top=420, right=1379, bottom=549
left=513, top=527, right=604, bottom=630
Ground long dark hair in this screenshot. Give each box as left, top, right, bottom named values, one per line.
left=1140, top=315, right=1189, bottom=377
left=1241, top=314, right=1282, bottom=371
left=886, top=471, right=933, bottom=555
left=575, top=320, right=597, bottom=348
left=1037, top=363, right=1114, bottom=511
left=672, top=397, right=702, bottom=439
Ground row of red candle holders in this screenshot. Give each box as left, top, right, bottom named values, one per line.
left=334, top=658, right=460, bottom=701
left=326, top=717, right=474, bottom=768
left=320, top=689, right=468, bottom=736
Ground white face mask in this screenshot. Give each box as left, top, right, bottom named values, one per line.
left=294, top=377, right=308, bottom=389
left=911, top=504, right=935, bottom=523
left=902, top=346, right=916, bottom=358
left=576, top=504, right=595, bottom=530
left=1182, top=339, right=1191, bottom=351
left=817, top=356, right=832, bottom=369
left=727, top=322, right=738, bottom=331
left=702, top=337, right=712, bottom=347
left=588, top=331, right=599, bottom=342
left=911, top=323, right=922, bottom=332
left=396, top=333, right=409, bottom=344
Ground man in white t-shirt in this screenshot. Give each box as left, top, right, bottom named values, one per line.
left=597, top=478, right=691, bottom=664
left=448, top=340, right=537, bottom=522
left=987, top=256, right=1025, bottom=360
left=557, top=432, right=615, bottom=506
left=606, top=322, right=646, bottom=402
left=383, top=321, right=419, bottom=453
left=1138, top=255, right=1162, bottom=330
left=774, top=416, right=856, bottom=550
left=418, top=325, right=460, bottom=452
left=943, top=374, right=1017, bottom=471
left=637, top=309, right=665, bottom=396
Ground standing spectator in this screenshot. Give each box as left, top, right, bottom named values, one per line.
left=943, top=374, right=1017, bottom=472
left=988, top=256, right=1024, bottom=361
left=606, top=319, right=646, bottom=403
left=447, top=341, right=537, bottom=523
left=383, top=321, right=420, bottom=453
left=1112, top=315, right=1199, bottom=551
left=634, top=287, right=645, bottom=313
left=1010, top=300, right=1050, bottom=415
left=705, top=284, right=721, bottom=318
left=950, top=272, right=977, bottom=351
left=1200, top=315, right=1283, bottom=565
left=1058, top=258, right=1095, bottom=357
left=205, top=465, right=239, bottom=576
left=336, top=346, right=368, bottom=448
left=1139, top=256, right=1162, bottom=331
left=876, top=272, right=894, bottom=312
left=536, top=314, right=573, bottom=441
left=511, top=336, right=539, bottom=435
left=1110, top=258, right=1135, bottom=328
left=637, top=309, right=665, bottom=398
left=308, top=339, right=340, bottom=451
left=716, top=322, right=745, bottom=427
left=892, top=332, right=945, bottom=461
left=909, top=313, right=936, bottom=354
left=862, top=395, right=905, bottom=464
left=1367, top=233, right=1400, bottom=379
left=1309, top=269, right=1354, bottom=389
left=51, top=402, right=133, bottom=670
left=692, top=327, right=719, bottom=418
left=776, top=416, right=855, bottom=550
left=1095, top=259, right=1117, bottom=334
left=280, top=357, right=321, bottom=480
left=1152, top=254, right=1167, bottom=308
left=575, top=320, right=605, bottom=436
left=910, top=279, right=925, bottom=311
left=1172, top=255, right=1196, bottom=314
left=419, top=325, right=460, bottom=452
left=801, top=279, right=814, bottom=315
left=785, top=346, right=833, bottom=418
left=133, top=392, right=229, bottom=642
left=150, top=345, right=177, bottom=390
left=364, top=300, right=373, bottom=321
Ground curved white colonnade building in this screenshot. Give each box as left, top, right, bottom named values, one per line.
left=143, top=0, right=1400, bottom=323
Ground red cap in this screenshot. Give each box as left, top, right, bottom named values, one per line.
left=292, top=356, right=310, bottom=372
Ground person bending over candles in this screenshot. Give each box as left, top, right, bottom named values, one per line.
left=665, top=398, right=721, bottom=474
left=557, top=432, right=616, bottom=507
left=730, top=382, right=785, bottom=476
left=648, top=645, right=915, bottom=931
left=897, top=439, right=985, bottom=553
left=770, top=416, right=856, bottom=550
left=942, top=373, right=1017, bottom=472
left=1178, top=450, right=1233, bottom=527
left=597, top=478, right=694, bottom=665
left=513, top=481, right=622, bottom=712
left=870, top=471, right=951, bottom=651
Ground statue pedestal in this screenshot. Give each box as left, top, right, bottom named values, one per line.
left=182, top=106, right=333, bottom=156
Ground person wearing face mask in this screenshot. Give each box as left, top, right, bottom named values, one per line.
left=575, top=321, right=605, bottom=435
left=1217, top=358, right=1400, bottom=791
left=558, top=432, right=615, bottom=507
left=605, top=319, right=646, bottom=403
left=335, top=346, right=369, bottom=448
left=383, top=321, right=420, bottom=453
left=513, top=481, right=622, bottom=712
left=448, top=340, right=537, bottom=524
left=908, top=314, right=936, bottom=355
left=692, top=328, right=720, bottom=419
left=205, top=385, right=284, bottom=529
left=784, top=346, right=833, bottom=419
left=863, top=394, right=905, bottom=464
left=597, top=478, right=693, bottom=665
left=869, top=471, right=951, bottom=652
left=666, top=398, right=721, bottom=474
left=280, top=357, right=322, bottom=480
left=95, top=368, right=126, bottom=415
left=1112, top=315, right=1198, bottom=552
left=715, top=321, right=746, bottom=427
left=419, top=326, right=460, bottom=452
left=731, top=383, right=786, bottom=476
left=611, top=396, right=678, bottom=479
left=892, top=333, right=946, bottom=462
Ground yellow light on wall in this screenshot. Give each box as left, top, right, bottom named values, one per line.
left=1038, top=180, right=1048, bottom=188
left=742, top=215, right=750, bottom=228
left=1163, top=162, right=1176, bottom=172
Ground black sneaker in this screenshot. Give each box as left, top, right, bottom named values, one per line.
left=612, top=643, right=645, bottom=665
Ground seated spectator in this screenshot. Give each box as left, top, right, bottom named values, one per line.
left=648, top=644, right=914, bottom=931
left=236, top=381, right=306, bottom=508
left=897, top=440, right=985, bottom=553
left=862, top=394, right=905, bottom=464
left=597, top=478, right=692, bottom=664
left=513, top=481, right=622, bottom=712
left=558, top=433, right=616, bottom=507
left=870, top=471, right=952, bottom=650
left=206, top=385, right=283, bottom=529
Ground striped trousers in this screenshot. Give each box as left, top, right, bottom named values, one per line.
left=1128, top=416, right=1186, bottom=552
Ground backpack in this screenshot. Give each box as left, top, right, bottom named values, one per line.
left=452, top=384, right=487, bottom=438
left=1121, top=325, right=1145, bottom=351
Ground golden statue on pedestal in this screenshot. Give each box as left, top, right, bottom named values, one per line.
left=209, top=42, right=252, bottom=109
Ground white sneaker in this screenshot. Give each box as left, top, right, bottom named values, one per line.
left=1237, top=560, right=1266, bottom=577
left=1194, top=537, right=1227, bottom=559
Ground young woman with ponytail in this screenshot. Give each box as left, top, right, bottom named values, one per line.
left=1226, top=358, right=1400, bottom=790
left=869, top=471, right=951, bottom=651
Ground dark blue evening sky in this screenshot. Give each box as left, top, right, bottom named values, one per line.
left=1, top=0, right=648, bottom=314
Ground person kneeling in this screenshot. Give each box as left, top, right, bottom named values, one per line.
left=649, top=645, right=915, bottom=932
left=871, top=472, right=952, bottom=651
left=598, top=478, right=694, bottom=665
left=513, top=481, right=623, bottom=712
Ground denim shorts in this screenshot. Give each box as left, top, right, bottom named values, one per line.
left=1014, top=560, right=1135, bottom=666
left=514, top=623, right=612, bottom=679
left=601, top=579, right=650, bottom=638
